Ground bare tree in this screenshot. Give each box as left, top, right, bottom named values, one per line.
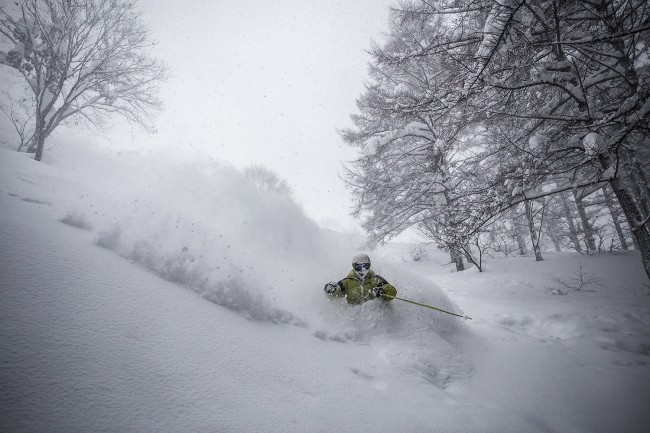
left=0, top=0, right=167, bottom=160
left=408, top=242, right=429, bottom=261
left=243, top=165, right=293, bottom=198
left=0, top=88, right=34, bottom=151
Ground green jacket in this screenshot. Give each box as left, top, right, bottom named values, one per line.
left=329, top=269, right=397, bottom=305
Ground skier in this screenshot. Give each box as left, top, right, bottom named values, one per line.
left=324, top=253, right=397, bottom=305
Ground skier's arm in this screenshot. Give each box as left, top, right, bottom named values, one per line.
left=324, top=280, right=346, bottom=298
left=373, top=275, right=397, bottom=300
left=380, top=282, right=397, bottom=300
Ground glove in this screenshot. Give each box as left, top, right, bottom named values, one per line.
left=324, top=282, right=337, bottom=294
left=372, top=286, right=385, bottom=298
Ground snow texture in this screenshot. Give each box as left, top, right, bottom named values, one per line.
left=583, top=132, right=600, bottom=156
left=1, top=141, right=649, bottom=432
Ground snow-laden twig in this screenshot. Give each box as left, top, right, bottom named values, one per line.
left=547, top=262, right=604, bottom=295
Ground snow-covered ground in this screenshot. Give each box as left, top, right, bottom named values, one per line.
left=1, top=141, right=649, bottom=432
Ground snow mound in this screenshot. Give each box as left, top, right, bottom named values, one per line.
left=0, top=143, right=466, bottom=341
left=3, top=141, right=650, bottom=432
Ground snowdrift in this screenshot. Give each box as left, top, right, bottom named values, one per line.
left=0, top=141, right=468, bottom=384
left=2, top=141, right=649, bottom=433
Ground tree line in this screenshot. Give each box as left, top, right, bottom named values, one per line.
left=341, top=0, right=650, bottom=279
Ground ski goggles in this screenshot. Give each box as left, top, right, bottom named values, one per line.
left=353, top=262, right=371, bottom=272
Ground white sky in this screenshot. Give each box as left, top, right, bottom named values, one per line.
left=105, top=0, right=395, bottom=232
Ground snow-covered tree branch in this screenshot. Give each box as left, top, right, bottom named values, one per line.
left=343, top=0, right=650, bottom=279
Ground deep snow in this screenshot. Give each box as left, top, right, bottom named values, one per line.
left=1, top=141, right=649, bottom=432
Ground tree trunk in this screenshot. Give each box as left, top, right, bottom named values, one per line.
left=510, top=208, right=528, bottom=255
left=602, top=185, right=629, bottom=250
left=461, top=239, right=483, bottom=272
left=573, top=189, right=597, bottom=253
left=545, top=219, right=562, bottom=252
left=560, top=191, right=583, bottom=252
left=450, top=246, right=465, bottom=272
left=34, top=135, right=45, bottom=161
left=602, top=160, right=650, bottom=281
left=525, top=200, right=543, bottom=261
left=33, top=110, right=45, bottom=161
left=633, top=162, right=650, bottom=217
left=443, top=188, right=465, bottom=272
left=515, top=222, right=528, bottom=255
left=629, top=165, right=650, bottom=237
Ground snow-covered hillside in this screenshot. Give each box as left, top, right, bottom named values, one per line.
left=1, top=142, right=649, bottom=432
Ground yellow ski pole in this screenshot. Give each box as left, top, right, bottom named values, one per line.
left=385, top=294, right=471, bottom=320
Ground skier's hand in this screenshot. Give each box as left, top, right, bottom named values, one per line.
left=324, top=282, right=337, bottom=294
left=372, top=286, right=385, bottom=299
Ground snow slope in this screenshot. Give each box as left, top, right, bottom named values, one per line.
left=1, top=142, right=649, bottom=432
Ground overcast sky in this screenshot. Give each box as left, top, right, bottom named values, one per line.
left=103, top=0, right=395, bottom=232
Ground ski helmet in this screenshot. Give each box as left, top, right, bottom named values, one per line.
left=352, top=253, right=371, bottom=265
